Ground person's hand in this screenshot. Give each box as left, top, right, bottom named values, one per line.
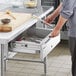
left=44, top=14, right=54, bottom=24
left=49, top=28, right=60, bottom=37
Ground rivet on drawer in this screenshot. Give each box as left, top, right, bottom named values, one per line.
left=51, top=45, right=53, bottom=48
left=43, top=47, right=46, bottom=49
left=25, top=44, right=28, bottom=47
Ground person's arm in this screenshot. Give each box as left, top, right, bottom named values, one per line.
left=50, top=0, right=76, bottom=37
left=45, top=3, right=63, bottom=23
left=50, top=15, right=67, bottom=37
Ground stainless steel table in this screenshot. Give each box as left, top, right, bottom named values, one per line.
left=0, top=6, right=54, bottom=76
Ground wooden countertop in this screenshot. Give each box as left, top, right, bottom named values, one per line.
left=0, top=12, right=32, bottom=32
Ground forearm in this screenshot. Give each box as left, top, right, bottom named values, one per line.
left=50, top=15, right=67, bottom=37
left=45, top=3, right=63, bottom=23
left=54, top=15, right=67, bottom=31
left=49, top=3, right=63, bottom=20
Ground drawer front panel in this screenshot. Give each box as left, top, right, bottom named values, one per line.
left=41, top=34, right=60, bottom=60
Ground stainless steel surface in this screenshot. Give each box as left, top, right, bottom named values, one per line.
left=1, top=44, right=5, bottom=76
left=7, top=56, right=47, bottom=76
left=44, top=57, right=47, bottom=75
left=0, top=5, right=54, bottom=76
left=0, top=4, right=11, bottom=10
left=0, top=5, right=52, bottom=14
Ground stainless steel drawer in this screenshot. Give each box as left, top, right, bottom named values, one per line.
left=9, top=26, right=60, bottom=60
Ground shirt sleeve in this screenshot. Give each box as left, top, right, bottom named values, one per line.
left=60, top=0, right=76, bottom=19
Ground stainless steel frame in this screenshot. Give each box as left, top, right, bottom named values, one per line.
left=6, top=57, right=47, bottom=76
left=0, top=5, right=54, bottom=76
left=1, top=44, right=5, bottom=76
left=0, top=44, right=47, bottom=76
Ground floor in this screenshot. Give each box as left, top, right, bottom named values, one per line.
left=6, top=40, right=72, bottom=76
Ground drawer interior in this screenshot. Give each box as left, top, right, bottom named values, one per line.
left=8, top=25, right=53, bottom=54
left=19, top=26, right=52, bottom=43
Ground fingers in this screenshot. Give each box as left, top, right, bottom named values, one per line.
left=49, top=35, right=54, bottom=38
left=44, top=18, right=54, bottom=25
left=49, top=34, right=59, bottom=38
left=49, top=34, right=56, bottom=38
left=49, top=31, right=60, bottom=38
left=44, top=18, right=51, bottom=23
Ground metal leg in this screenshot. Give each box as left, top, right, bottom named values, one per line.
left=4, top=59, right=6, bottom=72
left=7, top=57, right=47, bottom=76
left=44, top=57, right=47, bottom=76
left=1, top=44, right=5, bottom=76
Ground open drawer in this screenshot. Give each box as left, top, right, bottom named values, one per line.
left=9, top=26, right=60, bottom=60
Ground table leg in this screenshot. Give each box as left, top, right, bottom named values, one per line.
left=1, top=44, right=5, bottom=76
left=44, top=57, right=47, bottom=76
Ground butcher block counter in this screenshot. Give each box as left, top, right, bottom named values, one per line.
left=0, top=12, right=32, bottom=32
